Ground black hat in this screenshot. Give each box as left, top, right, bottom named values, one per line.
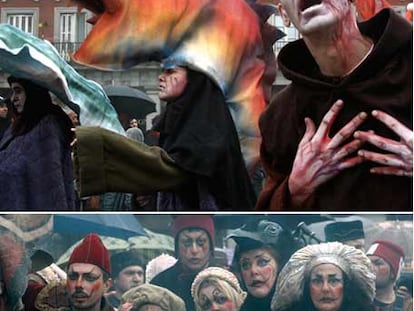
left=227, top=220, right=285, bottom=250
left=110, top=250, right=144, bottom=278
left=324, top=220, right=365, bottom=242
left=226, top=219, right=297, bottom=270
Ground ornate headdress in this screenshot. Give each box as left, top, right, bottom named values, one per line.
left=271, top=242, right=375, bottom=311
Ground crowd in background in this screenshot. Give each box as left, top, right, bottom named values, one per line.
left=1, top=215, right=412, bottom=311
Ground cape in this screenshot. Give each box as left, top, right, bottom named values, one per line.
left=0, top=115, right=76, bottom=210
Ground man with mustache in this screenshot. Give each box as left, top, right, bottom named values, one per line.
left=151, top=215, right=217, bottom=311
left=257, top=0, right=412, bottom=211
left=23, top=233, right=114, bottom=311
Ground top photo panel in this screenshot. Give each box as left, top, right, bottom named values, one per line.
left=0, top=0, right=412, bottom=211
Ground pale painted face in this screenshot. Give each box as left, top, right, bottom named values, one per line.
left=239, top=248, right=278, bottom=298
left=10, top=82, right=26, bottom=114
left=198, top=284, right=235, bottom=311
left=279, top=0, right=351, bottom=36
left=369, top=255, right=394, bottom=288
left=115, top=265, right=145, bottom=294
left=178, top=229, right=211, bottom=272
left=158, top=66, right=188, bottom=101
left=66, top=263, right=110, bottom=311
left=309, top=264, right=344, bottom=311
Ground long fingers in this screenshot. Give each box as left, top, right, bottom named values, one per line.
left=370, top=166, right=413, bottom=177
left=313, top=99, right=344, bottom=141
left=372, top=110, right=413, bottom=148
left=329, top=111, right=367, bottom=149
left=358, top=150, right=408, bottom=168
left=354, top=131, right=406, bottom=155
left=332, top=138, right=364, bottom=161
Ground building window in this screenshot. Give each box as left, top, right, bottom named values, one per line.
left=60, top=13, right=76, bottom=42
left=54, top=7, right=90, bottom=61
left=8, top=14, right=33, bottom=34
left=1, top=8, right=39, bottom=36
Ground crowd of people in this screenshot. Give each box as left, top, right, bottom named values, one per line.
left=0, top=0, right=411, bottom=211
left=0, top=215, right=411, bottom=311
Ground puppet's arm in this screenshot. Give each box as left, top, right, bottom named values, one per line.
left=74, top=127, right=190, bottom=197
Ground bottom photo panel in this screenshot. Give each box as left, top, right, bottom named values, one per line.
left=0, top=213, right=412, bottom=311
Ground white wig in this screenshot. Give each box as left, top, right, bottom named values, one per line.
left=271, top=242, right=375, bottom=311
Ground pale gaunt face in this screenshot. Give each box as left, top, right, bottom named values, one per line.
left=10, top=82, right=26, bottom=114
left=178, top=229, right=211, bottom=272
left=198, top=284, right=235, bottom=311
left=66, top=263, right=110, bottom=311
left=278, top=0, right=351, bottom=36
left=158, top=66, right=188, bottom=101
left=309, top=263, right=344, bottom=311
left=239, top=247, right=278, bottom=298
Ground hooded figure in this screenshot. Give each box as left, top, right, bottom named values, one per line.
left=155, top=68, right=256, bottom=210
left=0, top=76, right=76, bottom=210
left=74, top=67, right=256, bottom=211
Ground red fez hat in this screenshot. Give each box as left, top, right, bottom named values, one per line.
left=68, top=233, right=111, bottom=274
left=367, top=240, right=405, bottom=277
left=171, top=215, right=215, bottom=254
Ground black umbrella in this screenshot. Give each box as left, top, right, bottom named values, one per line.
left=104, top=85, right=156, bottom=126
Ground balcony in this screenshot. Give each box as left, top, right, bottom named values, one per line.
left=52, top=41, right=82, bottom=62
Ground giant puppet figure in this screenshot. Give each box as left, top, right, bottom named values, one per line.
left=257, top=0, right=413, bottom=211
left=69, top=0, right=283, bottom=210
left=71, top=0, right=280, bottom=165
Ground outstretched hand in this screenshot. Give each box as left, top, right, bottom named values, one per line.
left=355, top=110, right=413, bottom=177
left=288, top=100, right=367, bottom=206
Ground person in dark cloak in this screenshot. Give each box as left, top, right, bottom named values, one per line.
left=0, top=76, right=76, bottom=210
left=73, top=66, right=256, bottom=211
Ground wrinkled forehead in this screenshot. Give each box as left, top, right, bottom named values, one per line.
left=179, top=228, right=208, bottom=239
